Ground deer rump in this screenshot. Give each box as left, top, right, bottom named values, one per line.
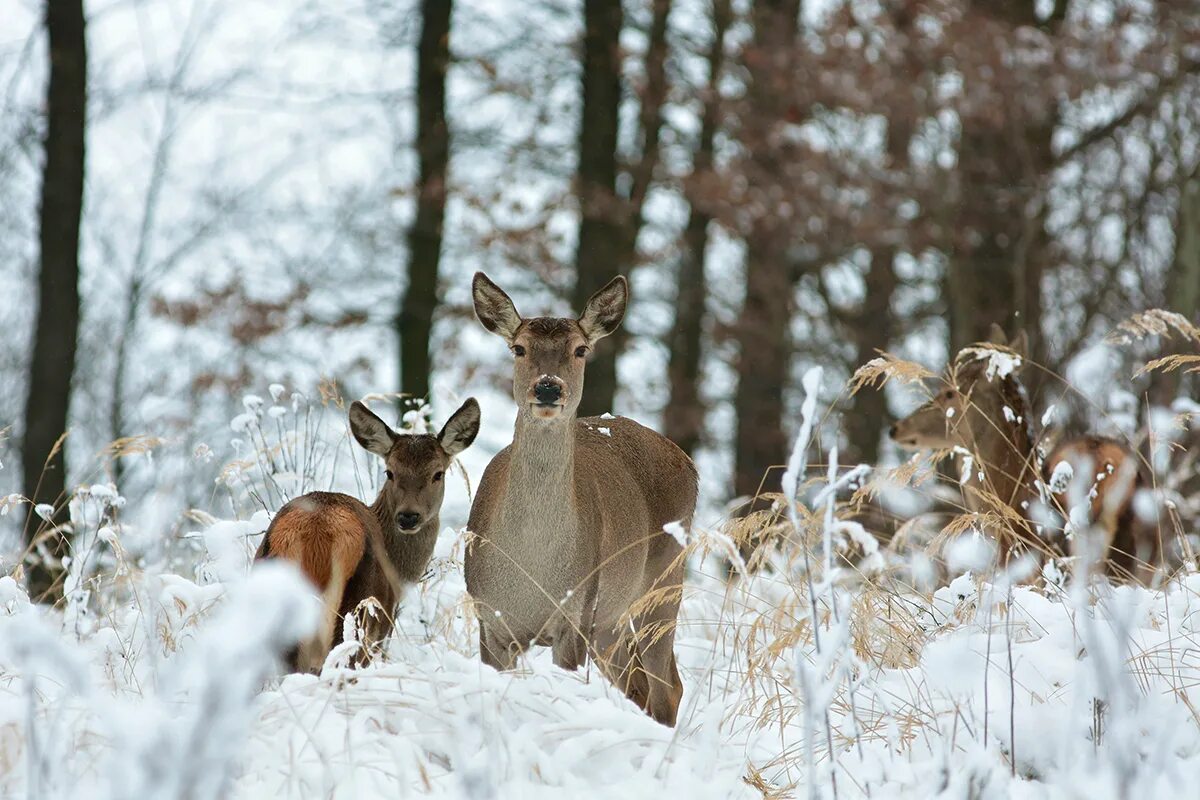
left=1043, top=436, right=1158, bottom=582
left=255, top=492, right=384, bottom=673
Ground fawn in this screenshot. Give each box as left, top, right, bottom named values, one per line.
left=255, top=398, right=480, bottom=671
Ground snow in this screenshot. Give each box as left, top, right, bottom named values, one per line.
left=3, top=493, right=1200, bottom=797
left=1, top=380, right=1199, bottom=798
left=964, top=346, right=1023, bottom=380
left=1049, top=460, right=1074, bottom=493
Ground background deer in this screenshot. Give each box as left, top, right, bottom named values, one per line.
left=888, top=327, right=1158, bottom=582
left=1043, top=435, right=1157, bottom=583
left=255, top=397, right=480, bottom=672
left=888, top=327, right=1042, bottom=566
left=466, top=272, right=698, bottom=726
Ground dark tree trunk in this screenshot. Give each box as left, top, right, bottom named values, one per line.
left=732, top=0, right=800, bottom=505
left=665, top=0, right=730, bottom=457
left=844, top=246, right=897, bottom=464
left=949, top=3, right=1063, bottom=384
left=398, top=0, right=453, bottom=406
left=1150, top=170, right=1200, bottom=405
left=23, top=0, right=88, bottom=603
left=572, top=0, right=625, bottom=418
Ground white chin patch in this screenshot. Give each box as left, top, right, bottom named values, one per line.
left=531, top=404, right=563, bottom=420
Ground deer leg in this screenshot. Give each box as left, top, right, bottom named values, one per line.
left=478, top=620, right=526, bottom=671
left=590, top=623, right=648, bottom=711
left=552, top=630, right=586, bottom=671
left=630, top=545, right=685, bottom=727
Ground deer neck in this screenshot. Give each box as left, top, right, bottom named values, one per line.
left=500, top=414, right=579, bottom=532
left=957, top=406, right=1036, bottom=517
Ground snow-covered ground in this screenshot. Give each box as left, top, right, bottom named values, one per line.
left=2, top=383, right=1199, bottom=799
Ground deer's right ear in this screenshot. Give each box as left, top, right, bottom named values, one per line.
left=349, top=401, right=397, bottom=457
left=472, top=272, right=522, bottom=342
left=438, top=397, right=481, bottom=457
left=987, top=323, right=1008, bottom=346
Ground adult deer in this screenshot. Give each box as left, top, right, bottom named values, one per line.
left=466, top=272, right=697, bottom=726
left=888, top=327, right=1155, bottom=581
left=888, top=328, right=1041, bottom=566
left=255, top=398, right=480, bottom=672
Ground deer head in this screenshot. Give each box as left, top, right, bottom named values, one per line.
left=348, top=398, right=481, bottom=531
left=890, top=326, right=1030, bottom=453
left=471, top=271, right=627, bottom=423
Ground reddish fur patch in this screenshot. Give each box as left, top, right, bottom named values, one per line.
left=267, top=504, right=366, bottom=593
left=1046, top=437, right=1137, bottom=528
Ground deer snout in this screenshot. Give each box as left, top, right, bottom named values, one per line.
left=533, top=378, right=563, bottom=406
left=888, top=423, right=899, bottom=440
left=396, top=511, right=422, bottom=531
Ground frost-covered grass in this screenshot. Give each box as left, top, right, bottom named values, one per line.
left=2, top=383, right=1199, bottom=799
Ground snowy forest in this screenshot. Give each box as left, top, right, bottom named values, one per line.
left=2, top=0, right=1200, bottom=797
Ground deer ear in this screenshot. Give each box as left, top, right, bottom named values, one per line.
left=472, top=272, right=522, bottom=342
left=438, top=398, right=481, bottom=457
left=1010, top=329, right=1029, bottom=360
left=349, top=401, right=397, bottom=457
left=578, top=276, right=628, bottom=344
left=987, top=323, right=1008, bottom=346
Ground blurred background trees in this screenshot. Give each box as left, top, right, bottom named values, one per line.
left=2, top=0, right=1198, bottom=580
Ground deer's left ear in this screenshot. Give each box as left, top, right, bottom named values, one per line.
left=577, top=276, right=628, bottom=344
left=438, top=398, right=481, bottom=457
left=1010, top=330, right=1029, bottom=361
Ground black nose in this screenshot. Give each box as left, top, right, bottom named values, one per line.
left=534, top=380, right=562, bottom=405
left=397, top=512, right=421, bottom=530
left=888, top=423, right=898, bottom=440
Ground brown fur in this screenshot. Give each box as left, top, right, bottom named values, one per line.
left=889, top=328, right=1160, bottom=583
left=254, top=398, right=480, bottom=673
left=467, top=272, right=698, bottom=726
left=889, top=331, right=1041, bottom=564
left=1044, top=436, right=1157, bottom=582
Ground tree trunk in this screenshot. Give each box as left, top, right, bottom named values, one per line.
left=665, top=0, right=730, bottom=457
left=732, top=0, right=800, bottom=505
left=572, top=0, right=625, bottom=418
left=949, top=4, right=1061, bottom=378
left=844, top=246, right=897, bottom=464
left=1151, top=170, right=1200, bottom=405
left=399, top=0, right=453, bottom=407
left=23, top=0, right=87, bottom=603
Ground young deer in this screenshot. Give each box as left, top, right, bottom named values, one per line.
left=255, top=398, right=480, bottom=672
left=466, top=272, right=698, bottom=726
left=888, top=327, right=1154, bottom=580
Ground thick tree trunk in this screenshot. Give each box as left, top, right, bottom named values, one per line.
left=572, top=0, right=624, bottom=418
left=732, top=0, right=800, bottom=505
left=844, top=246, right=897, bottom=464
left=665, top=0, right=730, bottom=457
left=398, top=0, right=453, bottom=406
left=23, top=0, right=88, bottom=603
left=1151, top=171, right=1200, bottom=405
left=949, top=4, right=1061, bottom=380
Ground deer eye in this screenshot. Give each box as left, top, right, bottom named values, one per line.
left=432, top=471, right=444, bottom=483
left=385, top=470, right=394, bottom=481
left=574, top=345, right=588, bottom=358
left=512, top=345, right=526, bottom=357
